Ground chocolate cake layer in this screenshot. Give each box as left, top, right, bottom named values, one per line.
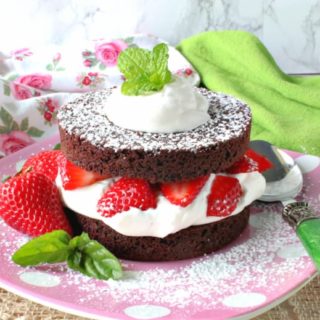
left=74, top=207, right=250, bottom=261
left=58, top=89, right=251, bottom=183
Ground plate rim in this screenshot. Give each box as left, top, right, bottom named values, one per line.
left=0, top=260, right=317, bottom=320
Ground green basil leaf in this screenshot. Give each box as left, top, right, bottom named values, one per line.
left=67, top=233, right=123, bottom=280
left=12, top=230, right=71, bottom=267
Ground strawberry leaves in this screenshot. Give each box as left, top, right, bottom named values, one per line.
left=12, top=231, right=123, bottom=281
left=117, top=43, right=172, bottom=96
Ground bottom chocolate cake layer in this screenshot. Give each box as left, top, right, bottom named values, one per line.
left=71, top=207, right=250, bottom=261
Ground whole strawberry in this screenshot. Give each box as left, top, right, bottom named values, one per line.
left=22, top=150, right=62, bottom=182
left=0, top=172, right=72, bottom=237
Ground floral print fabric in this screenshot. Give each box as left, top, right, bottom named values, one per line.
left=0, top=34, right=199, bottom=158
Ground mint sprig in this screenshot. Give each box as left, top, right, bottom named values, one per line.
left=12, top=230, right=123, bottom=281
left=117, top=43, right=172, bottom=96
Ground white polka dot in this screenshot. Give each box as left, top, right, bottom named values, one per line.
left=223, top=292, right=266, bottom=308
left=295, top=155, right=320, bottom=174
left=124, top=305, right=171, bottom=319
left=19, top=271, right=60, bottom=287
left=277, top=243, right=308, bottom=259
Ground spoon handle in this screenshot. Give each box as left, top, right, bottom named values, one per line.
left=283, top=202, right=320, bottom=271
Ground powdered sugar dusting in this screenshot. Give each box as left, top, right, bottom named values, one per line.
left=57, top=89, right=251, bottom=152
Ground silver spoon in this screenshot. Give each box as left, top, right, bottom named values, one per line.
left=250, top=140, right=320, bottom=271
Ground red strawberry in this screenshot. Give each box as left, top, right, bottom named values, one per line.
left=160, top=175, right=209, bottom=207
left=226, top=149, right=273, bottom=174
left=22, top=150, right=62, bottom=182
left=0, top=172, right=72, bottom=237
left=207, top=175, right=242, bottom=217
left=58, top=154, right=108, bottom=190
left=97, top=178, right=157, bottom=217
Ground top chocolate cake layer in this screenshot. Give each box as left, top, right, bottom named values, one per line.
left=58, top=88, right=251, bottom=183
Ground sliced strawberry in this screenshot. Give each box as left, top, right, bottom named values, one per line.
left=0, top=172, right=72, bottom=237
left=22, top=150, right=62, bottom=182
left=97, top=177, right=157, bottom=217
left=58, top=154, right=108, bottom=190
left=226, top=149, right=273, bottom=174
left=207, top=175, right=242, bottom=217
left=160, top=175, right=209, bottom=207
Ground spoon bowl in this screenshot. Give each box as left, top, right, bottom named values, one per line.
left=259, top=149, right=303, bottom=202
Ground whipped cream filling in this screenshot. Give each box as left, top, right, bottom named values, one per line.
left=104, top=76, right=210, bottom=133
left=56, top=172, right=266, bottom=238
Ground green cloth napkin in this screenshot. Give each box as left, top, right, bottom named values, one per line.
left=177, top=30, right=320, bottom=156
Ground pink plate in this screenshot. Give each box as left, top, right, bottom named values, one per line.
left=0, top=135, right=319, bottom=320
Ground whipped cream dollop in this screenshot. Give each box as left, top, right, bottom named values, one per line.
left=104, top=76, right=210, bottom=133
left=56, top=172, right=266, bottom=238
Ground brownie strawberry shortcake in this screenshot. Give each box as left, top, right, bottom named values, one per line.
left=0, top=44, right=270, bottom=264
left=53, top=43, right=270, bottom=261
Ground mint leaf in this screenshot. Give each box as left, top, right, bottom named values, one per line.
left=118, top=43, right=172, bottom=96
left=67, top=233, right=123, bottom=280
left=12, top=230, right=71, bottom=267
left=121, top=80, right=156, bottom=96
left=152, top=43, right=172, bottom=84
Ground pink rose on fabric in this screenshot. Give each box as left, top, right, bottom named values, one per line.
left=15, top=73, right=52, bottom=90
left=10, top=83, right=33, bottom=100
left=0, top=131, right=34, bottom=155
left=95, top=40, right=128, bottom=67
